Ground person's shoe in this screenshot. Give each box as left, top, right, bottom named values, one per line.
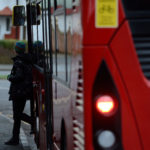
left=5, top=137, right=19, bottom=145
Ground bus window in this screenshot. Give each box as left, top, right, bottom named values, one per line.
left=66, top=0, right=73, bottom=83
left=122, top=0, right=150, bottom=10
left=51, top=1, right=56, bottom=76
left=56, top=0, right=64, bottom=9
left=31, top=4, right=39, bottom=58
left=52, top=0, right=73, bottom=82
left=56, top=14, right=66, bottom=81
left=52, top=0, right=70, bottom=82
left=44, top=0, right=51, bottom=70
left=31, top=3, right=43, bottom=60
left=66, top=0, right=72, bottom=9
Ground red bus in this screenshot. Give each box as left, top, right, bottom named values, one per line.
left=13, top=0, right=150, bottom=150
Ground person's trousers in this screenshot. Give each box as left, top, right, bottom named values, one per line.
left=12, top=98, right=32, bottom=139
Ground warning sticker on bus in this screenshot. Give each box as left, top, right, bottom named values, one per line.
left=96, top=0, right=118, bottom=28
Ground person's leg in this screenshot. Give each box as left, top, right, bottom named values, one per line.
left=21, top=112, right=33, bottom=124
left=5, top=98, right=26, bottom=145
left=13, top=98, right=26, bottom=137
left=21, top=100, right=34, bottom=134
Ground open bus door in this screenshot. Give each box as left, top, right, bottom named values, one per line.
left=12, top=2, right=53, bottom=150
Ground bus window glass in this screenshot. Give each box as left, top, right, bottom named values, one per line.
left=66, top=0, right=72, bottom=83
left=56, top=15, right=66, bottom=81
left=31, top=3, right=43, bottom=56
left=44, top=0, right=51, bottom=70
left=32, top=1, right=45, bottom=67
left=66, top=0, right=72, bottom=8
left=122, top=0, right=150, bottom=10
left=51, top=1, right=54, bottom=9
left=31, top=4, right=38, bottom=58
left=51, top=1, right=56, bottom=76
left=56, top=0, right=64, bottom=9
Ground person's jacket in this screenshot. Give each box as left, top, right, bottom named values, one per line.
left=8, top=53, right=33, bottom=100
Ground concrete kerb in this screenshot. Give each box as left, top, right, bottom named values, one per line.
left=0, top=64, right=13, bottom=71
left=0, top=113, right=30, bottom=150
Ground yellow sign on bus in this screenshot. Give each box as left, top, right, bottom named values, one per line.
left=96, top=0, right=118, bottom=28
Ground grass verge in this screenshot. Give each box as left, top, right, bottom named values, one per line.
left=0, top=75, right=7, bottom=80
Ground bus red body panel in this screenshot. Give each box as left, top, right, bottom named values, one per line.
left=111, top=21, right=150, bottom=150
left=21, top=0, right=150, bottom=149
left=82, top=0, right=125, bottom=45
left=83, top=45, right=142, bottom=150
left=82, top=0, right=146, bottom=149
left=33, top=68, right=47, bottom=150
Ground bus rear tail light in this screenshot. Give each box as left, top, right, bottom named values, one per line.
left=92, top=61, right=123, bottom=150
left=97, top=130, right=116, bottom=149
left=96, top=95, right=118, bottom=117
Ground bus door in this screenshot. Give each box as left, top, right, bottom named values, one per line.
left=26, top=0, right=53, bottom=149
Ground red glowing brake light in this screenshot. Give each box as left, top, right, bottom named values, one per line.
left=96, top=95, right=118, bottom=116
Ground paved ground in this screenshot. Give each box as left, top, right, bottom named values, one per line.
left=0, top=113, right=29, bottom=150
left=0, top=106, right=38, bottom=150
left=0, top=64, right=38, bottom=150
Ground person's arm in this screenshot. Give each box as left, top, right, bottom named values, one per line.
left=8, top=62, right=24, bottom=83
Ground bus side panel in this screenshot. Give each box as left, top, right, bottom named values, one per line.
left=110, top=21, right=150, bottom=150
left=52, top=80, right=75, bottom=150
left=83, top=46, right=142, bottom=150
left=52, top=5, right=83, bottom=150
left=81, top=0, right=125, bottom=45
left=52, top=55, right=83, bottom=150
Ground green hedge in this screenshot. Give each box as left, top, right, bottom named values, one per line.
left=0, top=39, right=27, bottom=50
left=0, top=39, right=17, bottom=50
left=0, top=75, right=7, bottom=80
left=0, top=39, right=27, bottom=64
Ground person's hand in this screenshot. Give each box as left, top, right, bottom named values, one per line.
left=7, top=74, right=11, bottom=80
